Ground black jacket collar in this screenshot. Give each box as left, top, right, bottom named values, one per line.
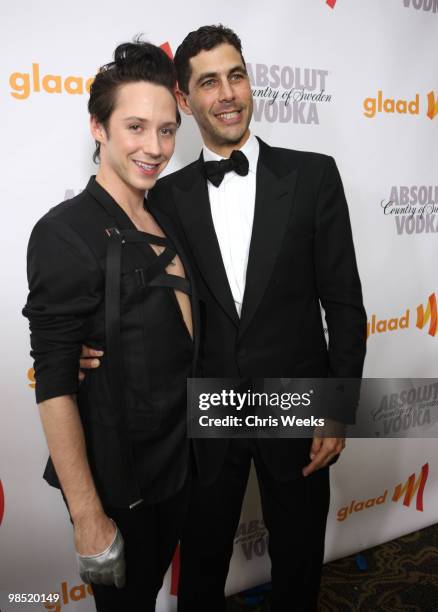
left=171, top=138, right=298, bottom=336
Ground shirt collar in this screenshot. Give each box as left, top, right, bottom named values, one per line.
left=202, top=133, right=259, bottom=174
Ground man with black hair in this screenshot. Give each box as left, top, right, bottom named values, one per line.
left=147, top=24, right=367, bottom=612
left=24, top=40, right=197, bottom=612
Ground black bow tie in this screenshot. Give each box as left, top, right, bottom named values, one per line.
left=203, top=149, right=249, bottom=187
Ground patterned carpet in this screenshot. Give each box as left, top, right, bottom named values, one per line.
left=227, top=523, right=438, bottom=611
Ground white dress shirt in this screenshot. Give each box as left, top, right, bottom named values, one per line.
left=203, top=134, right=260, bottom=317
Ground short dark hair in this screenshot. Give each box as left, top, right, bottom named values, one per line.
left=174, top=24, right=245, bottom=94
left=88, top=37, right=180, bottom=162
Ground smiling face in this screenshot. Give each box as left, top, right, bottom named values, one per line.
left=91, top=81, right=178, bottom=199
left=177, top=43, right=253, bottom=157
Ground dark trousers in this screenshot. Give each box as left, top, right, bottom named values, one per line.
left=178, top=440, right=330, bottom=612
left=77, top=479, right=189, bottom=612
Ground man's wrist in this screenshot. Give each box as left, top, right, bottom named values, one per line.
left=70, top=498, right=105, bottom=525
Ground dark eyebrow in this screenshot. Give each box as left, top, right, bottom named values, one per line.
left=123, top=117, right=178, bottom=128
left=195, top=64, right=247, bottom=86
left=195, top=71, right=218, bottom=86
left=123, top=116, right=147, bottom=122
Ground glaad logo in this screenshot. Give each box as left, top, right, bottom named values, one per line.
left=416, top=293, right=437, bottom=336
left=363, top=91, right=419, bottom=118
left=42, top=581, right=94, bottom=611
left=0, top=479, right=5, bottom=526
left=337, top=490, right=387, bottom=521
left=9, top=63, right=94, bottom=100
left=337, top=463, right=429, bottom=521
left=381, top=185, right=438, bottom=235
left=392, top=463, right=429, bottom=511
left=427, top=91, right=438, bottom=119
left=367, top=293, right=437, bottom=339
left=247, top=62, right=331, bottom=125
left=367, top=310, right=409, bottom=338
left=403, top=0, right=438, bottom=12
left=28, top=367, right=36, bottom=388
left=364, top=90, right=438, bottom=119
left=9, top=42, right=172, bottom=101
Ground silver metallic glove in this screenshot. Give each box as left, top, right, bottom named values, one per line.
left=76, top=520, right=126, bottom=588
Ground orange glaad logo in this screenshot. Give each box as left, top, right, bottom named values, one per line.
left=27, top=367, right=36, bottom=388
left=392, top=463, right=429, bottom=511
left=367, top=292, right=437, bottom=339
left=367, top=310, right=409, bottom=338
left=416, top=293, right=438, bottom=336
left=364, top=90, right=438, bottom=119
left=337, top=462, right=429, bottom=521
left=427, top=91, right=438, bottom=119
left=9, top=63, right=94, bottom=100
left=363, top=91, right=419, bottom=118
left=10, top=43, right=173, bottom=101
left=42, top=581, right=94, bottom=611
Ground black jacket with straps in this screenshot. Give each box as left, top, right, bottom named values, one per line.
left=23, top=177, right=200, bottom=508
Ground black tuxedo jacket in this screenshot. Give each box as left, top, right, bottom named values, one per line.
left=148, top=138, right=367, bottom=484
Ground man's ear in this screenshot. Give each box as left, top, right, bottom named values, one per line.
left=176, top=88, right=193, bottom=116
left=90, top=115, right=106, bottom=143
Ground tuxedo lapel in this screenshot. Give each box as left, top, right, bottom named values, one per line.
left=239, top=140, right=298, bottom=339
left=173, top=160, right=239, bottom=327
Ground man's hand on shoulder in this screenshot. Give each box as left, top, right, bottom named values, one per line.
left=78, top=346, right=103, bottom=381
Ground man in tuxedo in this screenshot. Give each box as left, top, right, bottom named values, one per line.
left=82, top=24, right=366, bottom=612
left=146, top=25, right=366, bottom=612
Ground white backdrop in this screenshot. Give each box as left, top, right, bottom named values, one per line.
left=1, top=0, right=437, bottom=610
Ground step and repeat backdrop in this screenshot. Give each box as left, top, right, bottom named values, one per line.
left=1, top=0, right=437, bottom=610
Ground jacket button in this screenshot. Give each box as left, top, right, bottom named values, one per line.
left=238, top=348, right=247, bottom=358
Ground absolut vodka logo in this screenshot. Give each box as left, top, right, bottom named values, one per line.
left=247, top=63, right=331, bottom=125
left=403, top=0, right=438, bottom=12
left=372, top=383, right=437, bottom=436
left=381, top=185, right=438, bottom=235
left=234, top=519, right=268, bottom=560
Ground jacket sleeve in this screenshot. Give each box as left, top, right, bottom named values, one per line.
left=314, top=156, right=367, bottom=378
left=22, top=216, right=104, bottom=403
